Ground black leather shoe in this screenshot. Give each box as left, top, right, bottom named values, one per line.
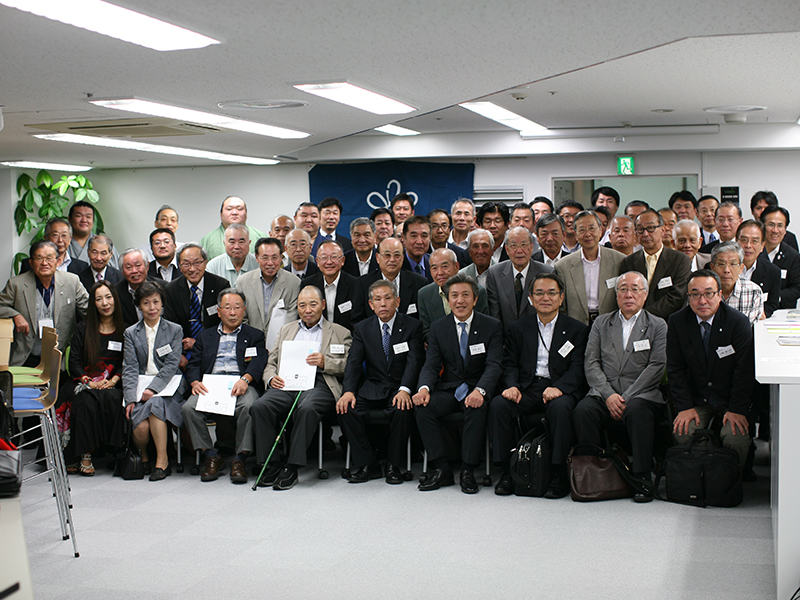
left=256, top=463, right=283, bottom=487
left=200, top=455, right=224, bottom=482
left=149, top=465, right=172, bottom=481
left=418, top=468, right=455, bottom=491
left=348, top=463, right=383, bottom=483
left=273, top=467, right=298, bottom=490
left=634, top=490, right=654, bottom=503
left=494, top=473, right=514, bottom=496
left=385, top=463, right=403, bottom=485
left=544, top=475, right=570, bottom=499
left=460, top=469, right=479, bottom=494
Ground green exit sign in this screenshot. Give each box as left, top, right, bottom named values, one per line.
left=617, top=156, right=635, bottom=175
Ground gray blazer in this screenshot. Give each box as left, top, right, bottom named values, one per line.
left=122, top=318, right=183, bottom=406
left=235, top=268, right=301, bottom=336
left=584, top=309, right=667, bottom=404
left=0, top=271, right=89, bottom=366
left=555, top=246, right=626, bottom=325
left=485, top=258, right=552, bottom=331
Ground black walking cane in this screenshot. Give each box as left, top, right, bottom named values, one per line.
left=251, top=390, right=303, bottom=491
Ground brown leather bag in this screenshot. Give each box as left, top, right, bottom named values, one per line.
left=568, top=444, right=641, bottom=501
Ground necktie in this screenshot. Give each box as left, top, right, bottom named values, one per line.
left=415, top=263, right=424, bottom=276
left=189, top=285, right=203, bottom=338
left=646, top=253, right=658, bottom=284
left=96, top=272, right=102, bottom=282
left=382, top=322, right=391, bottom=362
left=700, top=321, right=711, bottom=355
left=455, top=322, right=469, bottom=401
left=439, top=289, right=451, bottom=315
left=514, top=272, right=524, bottom=310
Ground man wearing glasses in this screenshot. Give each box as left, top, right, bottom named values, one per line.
left=300, top=240, right=357, bottom=331
left=700, top=201, right=742, bottom=253
left=708, top=242, right=764, bottom=324
left=760, top=205, right=800, bottom=310
left=668, top=270, right=754, bottom=468
left=619, top=209, right=691, bottom=321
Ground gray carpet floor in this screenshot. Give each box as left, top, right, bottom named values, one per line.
left=20, top=439, right=775, bottom=600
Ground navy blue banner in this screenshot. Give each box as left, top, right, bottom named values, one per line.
left=308, top=160, right=475, bottom=237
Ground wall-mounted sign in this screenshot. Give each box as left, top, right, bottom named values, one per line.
left=721, top=186, right=739, bottom=205
left=617, top=156, right=634, bottom=175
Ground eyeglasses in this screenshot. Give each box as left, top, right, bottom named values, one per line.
left=634, top=225, right=661, bottom=234
left=687, top=291, right=720, bottom=301
left=31, top=255, right=57, bottom=264
left=574, top=226, right=599, bottom=236
left=616, top=286, right=644, bottom=295
left=430, top=223, right=450, bottom=230
left=287, top=242, right=309, bottom=248
left=531, top=290, right=561, bottom=298
left=89, top=249, right=110, bottom=257
left=380, top=252, right=404, bottom=259
left=317, top=254, right=343, bottom=263
left=712, top=261, right=741, bottom=269
left=506, top=242, right=531, bottom=250
left=765, top=222, right=786, bottom=230
left=716, top=216, right=740, bottom=224
left=179, top=260, right=206, bottom=269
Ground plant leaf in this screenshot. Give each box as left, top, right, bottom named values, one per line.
left=14, top=204, right=27, bottom=235
left=76, top=174, right=87, bottom=186
left=54, top=180, right=70, bottom=195
left=67, top=179, right=79, bottom=188
left=16, top=173, right=33, bottom=195
left=36, top=170, right=53, bottom=188
left=23, top=190, right=34, bottom=212
left=94, top=209, right=105, bottom=233
left=74, top=188, right=86, bottom=202
left=13, top=253, right=28, bottom=276
left=86, top=189, right=100, bottom=203
left=30, top=187, right=43, bottom=207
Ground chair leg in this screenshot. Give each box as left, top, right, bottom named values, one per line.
left=43, top=411, right=79, bottom=556
left=482, top=432, right=492, bottom=487
left=341, top=442, right=351, bottom=479
left=318, top=425, right=328, bottom=479
left=421, top=449, right=428, bottom=482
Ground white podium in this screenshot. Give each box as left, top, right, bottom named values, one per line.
left=754, top=309, right=800, bottom=600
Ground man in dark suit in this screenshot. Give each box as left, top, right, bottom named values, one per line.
left=490, top=272, right=589, bottom=498
left=182, top=290, right=269, bottom=484
left=147, top=228, right=179, bottom=282
left=20, top=218, right=88, bottom=277
left=412, top=272, right=504, bottom=494
left=699, top=202, right=742, bottom=254
left=337, top=279, right=424, bottom=484
left=300, top=240, right=357, bottom=331
left=315, top=197, right=353, bottom=254
left=486, top=226, right=552, bottom=335
left=283, top=229, right=320, bottom=279
left=427, top=209, right=471, bottom=267
left=736, top=220, right=781, bottom=317
left=750, top=190, right=799, bottom=251
left=477, top=202, right=510, bottom=265
left=668, top=270, right=754, bottom=467
left=343, top=217, right=380, bottom=277
left=351, top=237, right=427, bottom=323
left=619, top=209, right=692, bottom=321
left=401, top=215, right=433, bottom=283
left=115, top=248, right=152, bottom=327
left=532, top=213, right=569, bottom=267
left=760, top=205, right=800, bottom=309
left=77, top=235, right=123, bottom=291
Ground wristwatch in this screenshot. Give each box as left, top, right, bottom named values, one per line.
left=475, top=387, right=486, bottom=397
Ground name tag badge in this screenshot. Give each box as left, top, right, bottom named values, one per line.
left=657, top=276, right=672, bottom=290
left=763, top=292, right=769, bottom=302
left=276, top=298, right=285, bottom=309
left=558, top=341, right=574, bottom=357
left=717, top=345, right=735, bottom=359
left=338, top=300, right=352, bottom=313
left=407, top=303, right=417, bottom=314
left=469, top=343, right=486, bottom=355
left=156, top=344, right=172, bottom=357
left=781, top=269, right=788, bottom=280
left=38, top=318, right=54, bottom=337
left=393, top=342, right=409, bottom=354
left=206, top=305, right=218, bottom=316
left=633, top=339, right=651, bottom=352
left=107, top=340, right=123, bottom=352
left=605, top=277, right=618, bottom=290
left=330, top=344, right=345, bottom=355
left=245, top=347, right=258, bottom=358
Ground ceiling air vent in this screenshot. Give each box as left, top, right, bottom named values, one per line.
left=26, top=117, right=220, bottom=138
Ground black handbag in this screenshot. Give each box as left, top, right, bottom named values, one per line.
left=114, top=420, right=144, bottom=480
left=510, top=417, right=551, bottom=497
left=655, top=429, right=743, bottom=508
left=568, top=444, right=652, bottom=502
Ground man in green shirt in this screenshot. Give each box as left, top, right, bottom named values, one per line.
left=200, top=196, right=265, bottom=259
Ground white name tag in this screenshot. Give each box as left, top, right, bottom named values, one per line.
left=276, top=298, right=285, bottom=309
left=156, top=344, right=172, bottom=357
left=558, top=341, right=574, bottom=357
left=469, top=343, right=485, bottom=355
left=606, top=277, right=618, bottom=289
left=107, top=340, right=122, bottom=352
left=407, top=303, right=417, bottom=314
left=338, top=300, right=352, bottom=313
left=657, top=276, right=672, bottom=290
left=633, top=339, right=650, bottom=352
left=206, top=305, right=218, bottom=316
left=717, top=345, right=735, bottom=359
left=393, top=342, right=409, bottom=354
left=782, top=269, right=788, bottom=280
left=330, top=344, right=345, bottom=354
left=763, top=292, right=769, bottom=302
left=38, top=318, right=54, bottom=338
left=245, top=347, right=258, bottom=358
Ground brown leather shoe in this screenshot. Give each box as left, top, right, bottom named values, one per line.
left=230, top=459, right=247, bottom=484
left=200, top=455, right=224, bottom=482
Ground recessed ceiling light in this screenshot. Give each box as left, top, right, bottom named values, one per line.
left=652, top=108, right=674, bottom=113
left=459, top=101, right=547, bottom=133
left=217, top=99, right=308, bottom=110
left=703, top=105, right=767, bottom=113
left=0, top=0, right=219, bottom=51
left=294, top=83, right=415, bottom=115
left=1, top=160, right=93, bottom=171
left=374, top=124, right=420, bottom=136
left=32, top=133, right=278, bottom=165
left=88, top=98, right=310, bottom=139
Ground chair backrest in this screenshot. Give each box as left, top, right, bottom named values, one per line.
left=37, top=348, right=62, bottom=412
left=39, top=326, right=58, bottom=366
left=0, top=319, right=13, bottom=368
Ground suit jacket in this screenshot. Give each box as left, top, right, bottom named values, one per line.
left=555, top=247, right=626, bottom=325
left=311, top=233, right=352, bottom=256
left=147, top=260, right=179, bottom=282
left=115, top=279, right=141, bottom=328
left=351, top=270, right=428, bottom=324
left=417, top=281, right=489, bottom=340
left=667, top=303, right=754, bottom=415
left=785, top=230, right=798, bottom=251
left=299, top=271, right=358, bottom=330
left=765, top=242, right=800, bottom=309
left=0, top=271, right=89, bottom=366
left=283, top=260, right=320, bottom=279
left=749, top=254, right=781, bottom=317
left=78, top=265, right=124, bottom=291
left=417, top=311, right=504, bottom=397
left=342, top=312, right=424, bottom=400
left=532, top=248, right=570, bottom=265
left=619, top=247, right=692, bottom=320
left=446, top=242, right=472, bottom=267
left=486, top=258, right=553, bottom=333
left=263, top=319, right=352, bottom=399
left=584, top=309, right=667, bottom=405
left=121, top=318, right=183, bottom=405
left=342, top=247, right=379, bottom=277
left=163, top=272, right=230, bottom=346
left=185, top=323, right=268, bottom=390
left=21, top=257, right=88, bottom=276
left=402, top=253, right=433, bottom=283
left=235, top=268, right=301, bottom=337
left=504, top=312, right=589, bottom=399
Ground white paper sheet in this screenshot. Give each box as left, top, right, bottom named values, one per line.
left=136, top=374, right=182, bottom=400
left=266, top=305, right=288, bottom=351
left=194, top=374, right=239, bottom=416
left=278, top=340, right=320, bottom=391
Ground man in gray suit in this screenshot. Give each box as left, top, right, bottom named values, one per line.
left=555, top=210, right=626, bottom=326
left=235, top=237, right=301, bottom=349
left=573, top=271, right=668, bottom=502
left=0, top=240, right=88, bottom=366
left=458, top=228, right=494, bottom=289
left=485, top=226, right=552, bottom=334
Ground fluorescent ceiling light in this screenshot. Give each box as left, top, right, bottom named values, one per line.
left=32, top=133, right=278, bottom=165
left=374, top=124, right=420, bottom=136
left=89, top=98, right=309, bottom=139
left=0, top=0, right=219, bottom=52
left=294, top=83, right=415, bottom=115
left=459, top=101, right=547, bottom=134
left=1, top=160, right=92, bottom=171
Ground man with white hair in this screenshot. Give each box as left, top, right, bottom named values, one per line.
left=206, top=223, right=259, bottom=286
left=672, top=219, right=710, bottom=271
left=458, top=229, right=494, bottom=289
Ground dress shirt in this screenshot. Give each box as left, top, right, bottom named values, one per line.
left=512, top=262, right=530, bottom=283
left=562, top=241, right=580, bottom=254
left=206, top=252, right=259, bottom=286
left=291, top=261, right=310, bottom=278
left=768, top=247, right=780, bottom=262
left=476, top=270, right=488, bottom=289
left=542, top=250, right=564, bottom=268
left=581, top=248, right=601, bottom=311
left=144, top=320, right=159, bottom=375
left=406, top=253, right=426, bottom=278
left=419, top=312, right=475, bottom=393
left=696, top=313, right=716, bottom=328
left=723, top=278, right=764, bottom=324
left=57, top=254, right=72, bottom=273
left=187, top=277, right=204, bottom=304
left=448, top=233, right=469, bottom=250
left=535, top=316, right=555, bottom=378
left=155, top=261, right=178, bottom=282
left=323, top=273, right=340, bottom=322
left=294, top=318, right=324, bottom=345
left=491, top=246, right=504, bottom=265
left=691, top=256, right=701, bottom=272
left=91, top=267, right=108, bottom=282
left=211, top=323, right=242, bottom=374
left=644, top=245, right=664, bottom=284
left=742, top=263, right=757, bottom=281
left=382, top=272, right=400, bottom=297
left=129, top=284, right=143, bottom=321
left=618, top=310, right=641, bottom=350
left=261, top=274, right=276, bottom=320
left=356, top=251, right=373, bottom=276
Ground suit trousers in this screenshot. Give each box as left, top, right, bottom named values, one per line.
left=415, top=390, right=487, bottom=468
left=489, top=378, right=576, bottom=466
left=573, top=395, right=663, bottom=473
left=338, top=397, right=414, bottom=468
left=181, top=386, right=258, bottom=455
left=251, top=373, right=335, bottom=466
left=673, top=403, right=751, bottom=467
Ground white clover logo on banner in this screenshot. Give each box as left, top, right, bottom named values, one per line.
left=366, top=179, right=418, bottom=210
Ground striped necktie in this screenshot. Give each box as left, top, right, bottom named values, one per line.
left=189, top=285, right=203, bottom=338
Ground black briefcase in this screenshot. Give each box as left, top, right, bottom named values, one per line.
left=510, top=418, right=551, bottom=497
